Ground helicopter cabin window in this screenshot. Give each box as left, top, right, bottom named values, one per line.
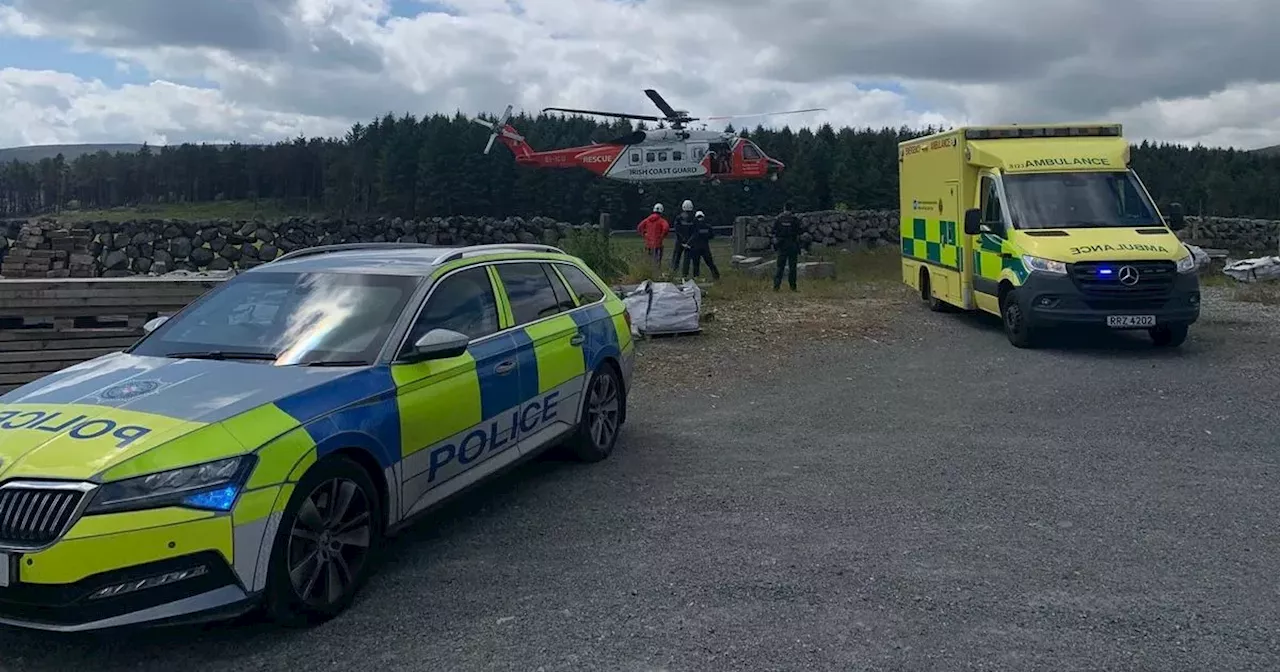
left=672, top=150, right=683, bottom=161
left=630, top=151, right=640, bottom=165
left=658, top=151, right=667, bottom=161
left=645, top=151, right=655, bottom=163
left=691, top=146, right=706, bottom=160
left=742, top=143, right=761, bottom=160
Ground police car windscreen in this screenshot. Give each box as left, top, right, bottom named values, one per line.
left=130, top=271, right=419, bottom=365
left=1003, top=171, right=1161, bottom=230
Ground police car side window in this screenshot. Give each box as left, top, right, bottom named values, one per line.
left=543, top=265, right=577, bottom=312
left=556, top=264, right=605, bottom=304
left=407, top=266, right=499, bottom=344
left=495, top=263, right=564, bottom=325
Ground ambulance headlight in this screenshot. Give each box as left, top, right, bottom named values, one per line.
left=86, top=455, right=256, bottom=515
left=1175, top=254, right=1196, bottom=274
left=1021, top=255, right=1067, bottom=275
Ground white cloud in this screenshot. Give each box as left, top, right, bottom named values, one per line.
left=1, top=0, right=1279, bottom=149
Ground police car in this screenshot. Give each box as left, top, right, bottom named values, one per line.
left=0, top=242, right=634, bottom=631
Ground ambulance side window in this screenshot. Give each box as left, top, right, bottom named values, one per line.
left=980, top=177, right=1005, bottom=235
left=407, top=266, right=500, bottom=344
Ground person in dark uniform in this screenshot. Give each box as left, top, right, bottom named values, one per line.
left=670, top=199, right=696, bottom=274
left=681, top=210, right=721, bottom=280
left=772, top=202, right=800, bottom=291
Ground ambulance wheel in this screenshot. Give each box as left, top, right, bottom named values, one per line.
left=919, top=269, right=947, bottom=312
left=567, top=363, right=625, bottom=463
left=264, top=455, right=383, bottom=627
left=1149, top=323, right=1188, bottom=347
left=1001, top=289, right=1038, bottom=348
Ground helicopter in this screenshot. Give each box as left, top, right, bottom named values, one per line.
left=474, top=89, right=824, bottom=191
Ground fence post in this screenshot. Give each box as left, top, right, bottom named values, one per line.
left=733, top=217, right=746, bottom=256
left=598, top=212, right=611, bottom=234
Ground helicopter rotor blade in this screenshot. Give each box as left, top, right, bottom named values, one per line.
left=702, top=107, right=827, bottom=121
left=542, top=106, right=660, bottom=122
left=643, top=89, right=679, bottom=118
left=477, top=104, right=513, bottom=155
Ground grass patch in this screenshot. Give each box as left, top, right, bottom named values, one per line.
left=41, top=199, right=314, bottom=223
left=1229, top=282, right=1280, bottom=305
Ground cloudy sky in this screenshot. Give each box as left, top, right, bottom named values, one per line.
left=1, top=0, right=1278, bottom=150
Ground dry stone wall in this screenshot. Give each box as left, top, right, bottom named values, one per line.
left=734, top=210, right=1280, bottom=255
left=0, top=215, right=574, bottom=278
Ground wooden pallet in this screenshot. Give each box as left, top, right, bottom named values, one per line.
left=0, top=277, right=227, bottom=394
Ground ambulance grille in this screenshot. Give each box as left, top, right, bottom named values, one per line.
left=0, top=483, right=91, bottom=549
left=1069, top=260, right=1176, bottom=303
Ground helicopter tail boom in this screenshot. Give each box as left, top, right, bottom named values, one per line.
left=474, top=105, right=533, bottom=159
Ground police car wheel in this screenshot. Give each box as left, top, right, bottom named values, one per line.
left=264, top=455, right=383, bottom=627
left=568, top=364, right=624, bottom=462
left=1001, top=290, right=1037, bottom=348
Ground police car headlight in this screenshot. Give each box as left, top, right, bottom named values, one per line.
left=85, top=455, right=256, bottom=515
left=1022, top=255, right=1067, bottom=275
left=1175, top=254, right=1196, bottom=274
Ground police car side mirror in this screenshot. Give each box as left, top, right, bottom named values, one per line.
left=142, top=316, right=169, bottom=333
left=403, top=328, right=470, bottom=362
left=963, top=208, right=981, bottom=235
left=1166, top=202, right=1185, bottom=231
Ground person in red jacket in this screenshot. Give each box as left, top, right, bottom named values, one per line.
left=636, top=203, right=670, bottom=266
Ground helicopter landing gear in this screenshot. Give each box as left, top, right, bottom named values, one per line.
left=637, top=185, right=644, bottom=194
left=711, top=178, right=722, bottom=186
left=770, top=173, right=779, bottom=182
left=743, top=184, right=751, bottom=192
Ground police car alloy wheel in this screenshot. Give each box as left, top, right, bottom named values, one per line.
left=265, top=455, right=383, bottom=626
left=568, top=365, right=624, bottom=462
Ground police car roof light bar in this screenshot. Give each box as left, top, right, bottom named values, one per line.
left=272, top=242, right=445, bottom=263
left=434, top=243, right=567, bottom=263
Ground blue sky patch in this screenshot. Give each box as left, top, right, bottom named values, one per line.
left=0, top=34, right=148, bottom=86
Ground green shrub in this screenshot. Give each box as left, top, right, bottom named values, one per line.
left=560, top=227, right=628, bottom=281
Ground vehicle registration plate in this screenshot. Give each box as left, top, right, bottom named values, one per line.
left=0, top=553, right=9, bottom=587
left=1107, top=315, right=1156, bottom=328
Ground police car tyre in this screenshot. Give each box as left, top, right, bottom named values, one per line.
left=1001, top=289, right=1038, bottom=348
left=264, top=454, right=383, bottom=627
left=1150, top=323, right=1189, bottom=347
left=567, top=363, right=625, bottom=463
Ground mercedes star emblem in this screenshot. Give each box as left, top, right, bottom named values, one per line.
left=1118, top=265, right=1140, bottom=286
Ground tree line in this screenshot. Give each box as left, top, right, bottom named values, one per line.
left=3, top=111, right=1280, bottom=227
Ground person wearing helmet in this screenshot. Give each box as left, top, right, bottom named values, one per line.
left=636, top=203, right=670, bottom=266
left=670, top=199, right=697, bottom=274
left=681, top=210, right=721, bottom=281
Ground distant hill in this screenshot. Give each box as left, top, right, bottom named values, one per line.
left=1252, top=144, right=1280, bottom=156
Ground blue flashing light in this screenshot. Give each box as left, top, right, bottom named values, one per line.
left=182, top=485, right=240, bottom=511
left=1099, top=268, right=1113, bottom=275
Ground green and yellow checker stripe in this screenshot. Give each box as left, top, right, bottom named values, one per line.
left=900, top=217, right=961, bottom=271
left=972, top=233, right=1028, bottom=294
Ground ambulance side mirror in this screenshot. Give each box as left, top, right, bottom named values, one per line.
left=963, top=209, right=982, bottom=235
left=1166, top=202, right=1185, bottom=231
left=402, top=328, right=470, bottom=363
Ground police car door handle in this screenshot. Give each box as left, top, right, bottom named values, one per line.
left=494, top=360, right=516, bottom=375
left=569, top=333, right=585, bottom=346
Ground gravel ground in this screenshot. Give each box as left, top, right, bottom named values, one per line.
left=1, top=283, right=1278, bottom=671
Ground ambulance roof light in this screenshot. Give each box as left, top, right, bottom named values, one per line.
left=964, top=125, right=1122, bottom=140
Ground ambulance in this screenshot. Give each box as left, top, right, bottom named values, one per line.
left=898, top=124, right=1200, bottom=348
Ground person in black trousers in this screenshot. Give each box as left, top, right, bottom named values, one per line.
left=681, top=210, right=721, bottom=280
left=670, top=199, right=696, bottom=274
left=772, top=203, right=800, bottom=291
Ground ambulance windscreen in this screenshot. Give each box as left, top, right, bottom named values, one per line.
left=1002, top=170, right=1162, bottom=230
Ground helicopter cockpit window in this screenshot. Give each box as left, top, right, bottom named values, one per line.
left=742, top=143, right=761, bottom=160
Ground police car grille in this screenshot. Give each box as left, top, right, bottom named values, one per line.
left=1069, top=260, right=1176, bottom=301
left=0, top=487, right=86, bottom=546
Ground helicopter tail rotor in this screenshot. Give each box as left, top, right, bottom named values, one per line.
left=474, top=104, right=516, bottom=154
